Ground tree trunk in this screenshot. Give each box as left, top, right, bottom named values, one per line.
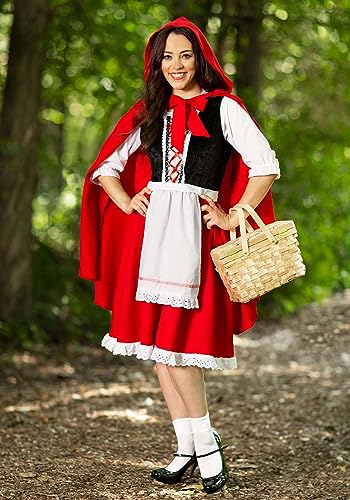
left=173, top=0, right=187, bottom=18
left=215, top=0, right=230, bottom=65
left=171, top=0, right=214, bottom=33
left=234, top=0, right=264, bottom=114
left=0, top=0, right=50, bottom=321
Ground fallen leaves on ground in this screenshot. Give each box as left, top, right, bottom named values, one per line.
left=0, top=292, right=349, bottom=499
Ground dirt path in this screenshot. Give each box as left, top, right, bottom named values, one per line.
left=0, top=293, right=349, bottom=500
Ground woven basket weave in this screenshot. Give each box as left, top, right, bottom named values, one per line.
left=210, top=203, right=306, bottom=303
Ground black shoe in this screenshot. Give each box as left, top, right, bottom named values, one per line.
left=197, top=430, right=229, bottom=494
left=151, top=453, right=197, bottom=485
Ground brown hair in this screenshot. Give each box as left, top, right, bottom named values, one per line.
left=140, top=27, right=228, bottom=149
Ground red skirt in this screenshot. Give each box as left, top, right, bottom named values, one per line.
left=96, top=199, right=258, bottom=370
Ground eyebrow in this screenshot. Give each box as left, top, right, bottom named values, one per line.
left=163, top=50, right=193, bottom=54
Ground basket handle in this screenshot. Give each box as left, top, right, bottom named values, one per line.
left=229, top=218, right=254, bottom=241
left=229, top=203, right=277, bottom=256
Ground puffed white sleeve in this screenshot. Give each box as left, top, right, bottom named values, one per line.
left=220, top=97, right=280, bottom=179
left=90, top=127, right=142, bottom=185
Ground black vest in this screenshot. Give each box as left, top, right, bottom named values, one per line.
left=144, top=97, right=232, bottom=191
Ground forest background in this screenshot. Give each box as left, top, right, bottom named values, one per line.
left=0, top=0, right=349, bottom=348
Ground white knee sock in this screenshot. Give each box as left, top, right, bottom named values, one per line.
left=190, top=413, right=223, bottom=479
left=165, top=417, right=195, bottom=472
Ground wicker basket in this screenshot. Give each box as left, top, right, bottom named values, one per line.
left=210, top=203, right=306, bottom=303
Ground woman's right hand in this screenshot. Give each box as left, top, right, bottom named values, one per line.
left=123, top=186, right=152, bottom=216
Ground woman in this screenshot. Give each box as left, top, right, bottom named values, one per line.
left=80, top=17, right=280, bottom=494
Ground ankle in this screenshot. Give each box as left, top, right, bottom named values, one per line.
left=190, top=413, right=223, bottom=479
left=173, top=417, right=195, bottom=455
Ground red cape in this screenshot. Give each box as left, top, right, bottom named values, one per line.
left=79, top=17, right=275, bottom=319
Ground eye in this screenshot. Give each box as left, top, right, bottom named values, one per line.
left=163, top=54, right=172, bottom=60
left=182, top=53, right=193, bottom=59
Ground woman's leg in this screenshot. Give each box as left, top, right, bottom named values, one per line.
left=155, top=363, right=195, bottom=472
left=156, top=363, right=189, bottom=419
left=166, top=365, right=224, bottom=479
left=166, top=365, right=207, bottom=417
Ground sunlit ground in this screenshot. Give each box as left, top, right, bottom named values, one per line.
left=0, top=292, right=349, bottom=499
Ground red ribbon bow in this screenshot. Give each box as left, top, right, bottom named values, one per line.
left=168, top=94, right=210, bottom=153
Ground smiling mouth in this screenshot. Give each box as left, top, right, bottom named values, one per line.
left=170, top=72, right=187, bottom=80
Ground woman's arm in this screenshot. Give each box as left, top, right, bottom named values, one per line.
left=220, top=97, right=280, bottom=179
left=92, top=127, right=151, bottom=216
left=201, top=97, right=280, bottom=230
left=99, top=176, right=151, bottom=216
left=91, top=127, right=141, bottom=185
left=201, top=174, right=277, bottom=230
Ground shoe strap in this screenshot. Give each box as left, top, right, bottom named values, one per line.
left=173, top=452, right=195, bottom=458
left=196, top=444, right=228, bottom=459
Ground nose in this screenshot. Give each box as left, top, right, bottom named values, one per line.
left=172, top=57, right=184, bottom=70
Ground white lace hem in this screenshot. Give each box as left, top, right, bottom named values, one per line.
left=135, top=291, right=199, bottom=309
left=101, top=334, right=237, bottom=371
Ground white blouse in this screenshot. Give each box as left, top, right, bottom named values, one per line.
left=91, top=97, right=280, bottom=184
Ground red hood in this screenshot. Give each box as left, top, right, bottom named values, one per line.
left=144, top=17, right=232, bottom=93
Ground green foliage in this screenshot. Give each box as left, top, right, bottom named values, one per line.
left=258, top=0, right=350, bottom=316
left=0, top=240, right=109, bottom=349
left=34, top=0, right=171, bottom=254
left=0, top=2, right=12, bottom=96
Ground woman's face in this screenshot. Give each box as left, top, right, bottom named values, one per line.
left=161, top=32, right=201, bottom=97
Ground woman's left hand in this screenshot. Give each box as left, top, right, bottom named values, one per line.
left=200, top=194, right=231, bottom=231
